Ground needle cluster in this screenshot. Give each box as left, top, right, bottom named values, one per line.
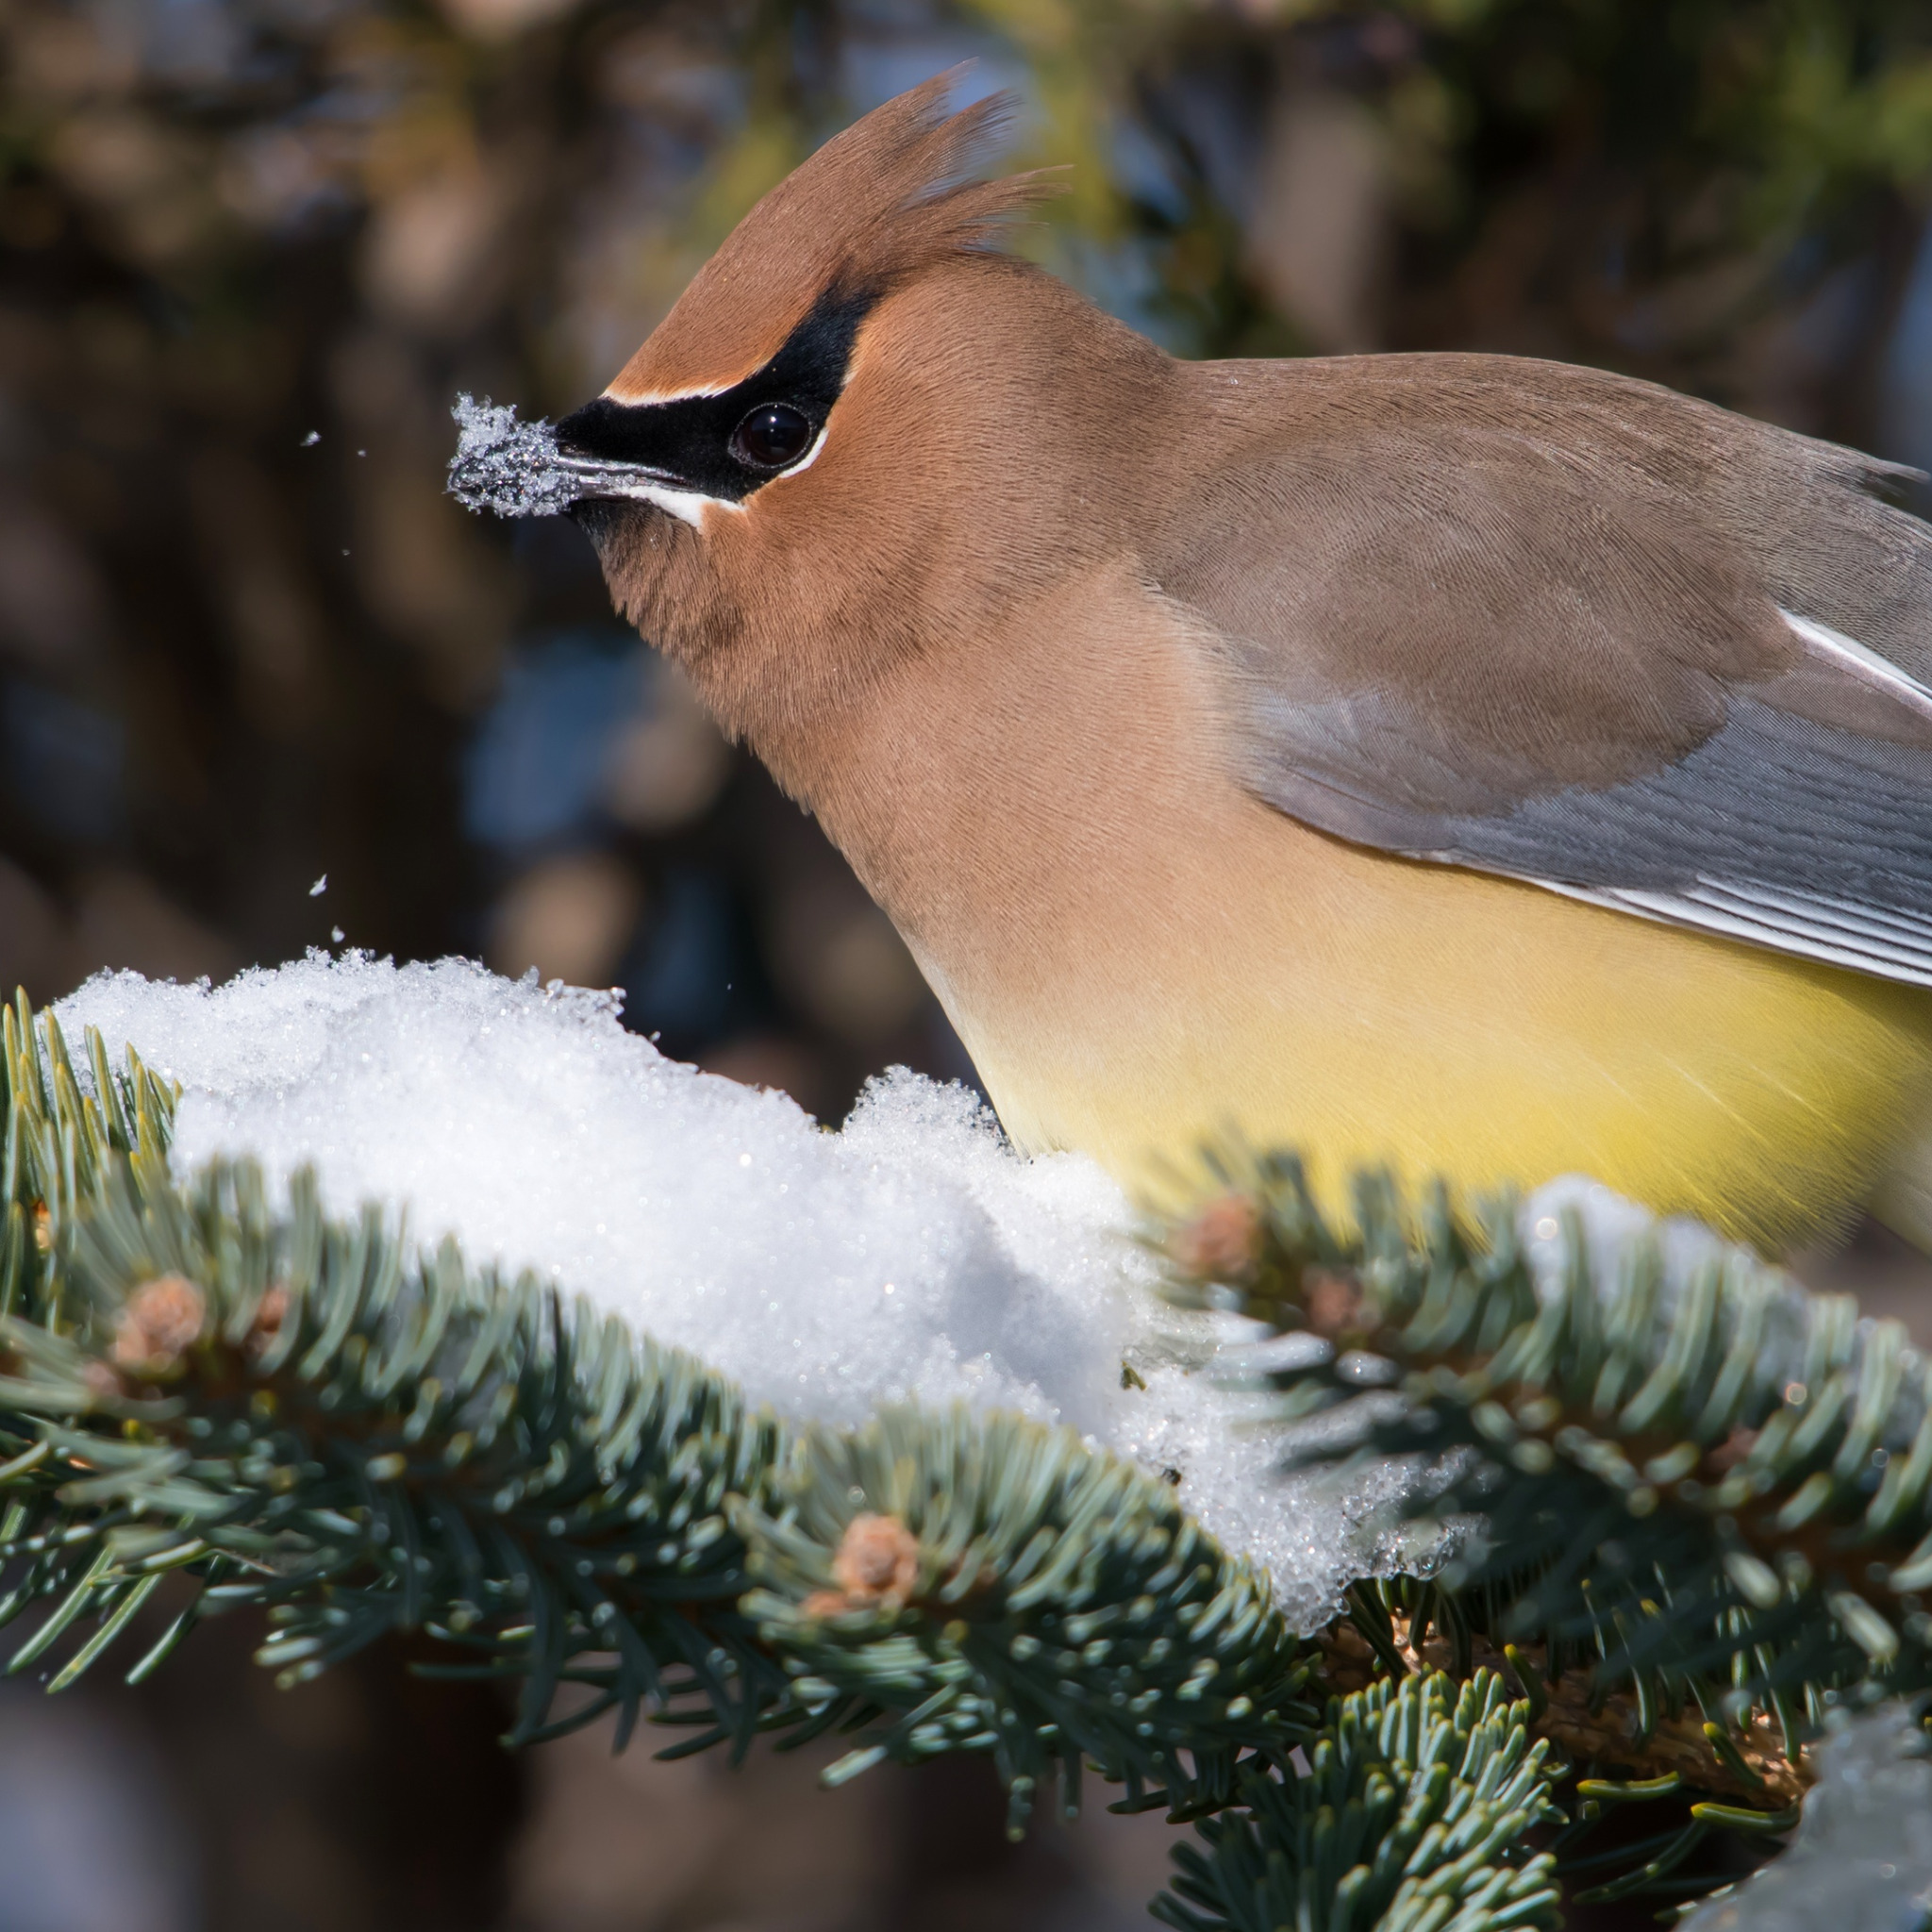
left=1156, top=1668, right=1564, bottom=1932
left=1169, top=1157, right=1932, bottom=1740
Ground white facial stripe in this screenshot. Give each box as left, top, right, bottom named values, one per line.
left=603, top=377, right=740, bottom=406
left=639, top=483, right=744, bottom=527
left=589, top=475, right=745, bottom=528
left=1780, top=608, right=1932, bottom=724
left=572, top=420, right=829, bottom=529
left=603, top=425, right=829, bottom=527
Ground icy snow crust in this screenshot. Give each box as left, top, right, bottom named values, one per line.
left=57, top=954, right=1423, bottom=1628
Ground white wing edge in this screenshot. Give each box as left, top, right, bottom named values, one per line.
left=1529, top=876, right=1932, bottom=991
left=1780, top=607, right=1932, bottom=724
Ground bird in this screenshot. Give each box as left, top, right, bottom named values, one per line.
left=534, top=71, right=1932, bottom=1256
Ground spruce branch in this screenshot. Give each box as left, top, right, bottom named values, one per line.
left=0, top=1152, right=785, bottom=1752
left=2, top=991, right=177, bottom=1324
left=1165, top=1159, right=1932, bottom=1799
left=1321, top=1589, right=1807, bottom=1807
left=1154, top=1667, right=1565, bottom=1932
left=22, top=986, right=1919, bottom=1919
left=0, top=994, right=1318, bottom=1831
left=736, top=1407, right=1320, bottom=1831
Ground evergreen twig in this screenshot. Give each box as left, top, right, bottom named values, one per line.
left=10, top=991, right=1927, bottom=1924
left=1155, top=1667, right=1565, bottom=1932
left=1166, top=1158, right=1932, bottom=1794
left=738, top=1407, right=1317, bottom=1829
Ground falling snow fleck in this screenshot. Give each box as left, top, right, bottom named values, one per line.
left=300, top=430, right=321, bottom=447
left=309, top=875, right=327, bottom=897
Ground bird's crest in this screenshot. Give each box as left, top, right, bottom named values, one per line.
left=606, top=71, right=1059, bottom=405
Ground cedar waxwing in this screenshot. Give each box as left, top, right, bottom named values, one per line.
left=456, top=74, right=1932, bottom=1255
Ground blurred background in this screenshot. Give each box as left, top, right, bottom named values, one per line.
left=4, top=0, right=1932, bottom=1924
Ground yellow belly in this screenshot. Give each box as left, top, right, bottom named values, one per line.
left=943, top=841, right=1932, bottom=1257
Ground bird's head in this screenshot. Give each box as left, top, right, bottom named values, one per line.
left=554, top=72, right=1172, bottom=752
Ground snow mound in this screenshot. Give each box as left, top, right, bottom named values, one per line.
left=56, top=953, right=1420, bottom=1627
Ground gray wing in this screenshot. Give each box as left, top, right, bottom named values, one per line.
left=1160, top=354, right=1932, bottom=987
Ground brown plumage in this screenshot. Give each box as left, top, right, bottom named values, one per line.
left=546, top=73, right=1932, bottom=1253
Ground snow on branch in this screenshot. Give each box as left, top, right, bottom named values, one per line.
left=53, top=954, right=1421, bottom=1626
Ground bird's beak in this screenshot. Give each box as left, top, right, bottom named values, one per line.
left=446, top=394, right=683, bottom=520
left=547, top=449, right=686, bottom=500
left=548, top=448, right=691, bottom=502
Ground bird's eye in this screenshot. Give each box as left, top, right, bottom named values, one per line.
left=730, top=403, right=813, bottom=471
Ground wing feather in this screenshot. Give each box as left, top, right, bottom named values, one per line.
left=1333, top=686, right=1932, bottom=988
left=1164, top=353, right=1932, bottom=991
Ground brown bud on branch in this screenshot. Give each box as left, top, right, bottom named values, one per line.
left=111, top=1275, right=207, bottom=1375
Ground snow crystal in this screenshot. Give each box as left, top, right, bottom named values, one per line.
left=56, top=954, right=1417, bottom=1626
left=446, top=394, right=591, bottom=519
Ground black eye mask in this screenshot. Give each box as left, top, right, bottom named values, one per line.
left=553, top=282, right=877, bottom=504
